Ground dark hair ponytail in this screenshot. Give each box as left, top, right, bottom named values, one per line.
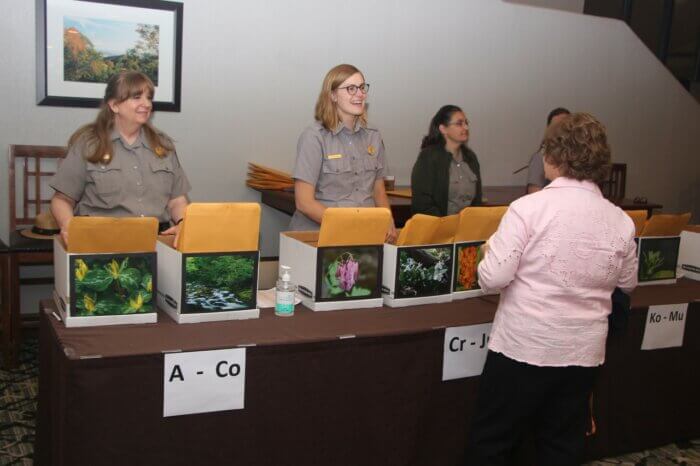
left=421, top=105, right=463, bottom=149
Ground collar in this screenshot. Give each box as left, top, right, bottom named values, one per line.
left=331, top=120, right=375, bottom=136
left=110, top=127, right=150, bottom=150
left=543, top=177, right=602, bottom=196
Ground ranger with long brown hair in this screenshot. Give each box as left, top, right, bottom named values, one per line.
left=50, top=71, right=190, bottom=244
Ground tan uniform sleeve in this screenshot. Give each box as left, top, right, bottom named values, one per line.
left=49, top=143, right=88, bottom=202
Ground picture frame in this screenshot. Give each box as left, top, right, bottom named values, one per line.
left=315, top=245, right=383, bottom=302
left=36, top=0, right=183, bottom=111
left=394, top=244, right=454, bottom=299
left=69, top=252, right=157, bottom=318
left=180, top=251, right=259, bottom=314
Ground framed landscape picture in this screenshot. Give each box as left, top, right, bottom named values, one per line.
left=36, top=0, right=183, bottom=111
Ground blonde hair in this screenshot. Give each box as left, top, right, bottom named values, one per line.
left=68, top=71, right=174, bottom=164
left=314, top=64, right=368, bottom=131
left=541, top=112, right=611, bottom=184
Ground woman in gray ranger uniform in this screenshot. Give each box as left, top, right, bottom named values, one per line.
left=50, top=71, right=191, bottom=245
left=290, top=64, right=397, bottom=242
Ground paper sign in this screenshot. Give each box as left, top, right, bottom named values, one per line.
left=641, top=303, right=688, bottom=350
left=164, top=348, right=246, bottom=417
left=442, top=324, right=492, bottom=381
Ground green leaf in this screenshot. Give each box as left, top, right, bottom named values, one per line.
left=347, top=286, right=371, bottom=297
left=94, top=298, right=124, bottom=316
left=325, top=260, right=340, bottom=289
left=120, top=257, right=129, bottom=273
left=80, top=269, right=113, bottom=292
left=141, top=292, right=153, bottom=304
left=141, top=273, right=153, bottom=293
left=119, top=268, right=142, bottom=291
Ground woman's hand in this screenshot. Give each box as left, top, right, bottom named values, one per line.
left=385, top=222, right=397, bottom=244
left=161, top=223, right=182, bottom=248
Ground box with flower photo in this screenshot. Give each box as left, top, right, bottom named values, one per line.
left=279, top=231, right=383, bottom=311
left=382, top=243, right=454, bottom=308
left=636, top=236, right=681, bottom=286
left=54, top=236, right=158, bottom=328
left=452, top=240, right=487, bottom=300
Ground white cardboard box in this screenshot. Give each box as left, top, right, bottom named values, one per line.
left=279, top=231, right=384, bottom=311
left=636, top=236, right=681, bottom=286
left=451, top=240, right=489, bottom=300
left=679, top=230, right=700, bottom=281
left=155, top=239, right=260, bottom=323
left=382, top=242, right=454, bottom=307
left=53, top=237, right=158, bottom=327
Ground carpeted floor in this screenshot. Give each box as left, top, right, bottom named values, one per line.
left=0, top=337, right=698, bottom=465
left=0, top=338, right=37, bottom=466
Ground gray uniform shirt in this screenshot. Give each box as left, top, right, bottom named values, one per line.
left=526, top=150, right=548, bottom=188
left=290, top=121, right=388, bottom=230
left=50, top=128, right=191, bottom=222
left=446, top=152, right=478, bottom=215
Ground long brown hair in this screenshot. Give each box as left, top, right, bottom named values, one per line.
left=68, top=71, right=174, bottom=164
left=314, top=64, right=368, bottom=131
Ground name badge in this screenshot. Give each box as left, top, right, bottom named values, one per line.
left=326, top=154, right=343, bottom=160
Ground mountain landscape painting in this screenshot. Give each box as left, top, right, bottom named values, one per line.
left=63, top=17, right=159, bottom=84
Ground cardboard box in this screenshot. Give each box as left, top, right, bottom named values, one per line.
left=382, top=242, right=454, bottom=307
left=279, top=231, right=383, bottom=311
left=636, top=236, right=681, bottom=286
left=53, top=237, right=158, bottom=327
left=156, top=239, right=260, bottom=323
left=679, top=230, right=700, bottom=281
left=451, top=240, right=487, bottom=300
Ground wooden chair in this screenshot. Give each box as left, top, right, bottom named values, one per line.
left=600, top=163, right=627, bottom=199
left=2, top=145, right=66, bottom=367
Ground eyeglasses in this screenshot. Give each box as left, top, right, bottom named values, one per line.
left=337, top=83, right=370, bottom=95
left=447, top=120, right=469, bottom=128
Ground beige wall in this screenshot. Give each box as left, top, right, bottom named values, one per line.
left=1, top=0, right=698, bottom=261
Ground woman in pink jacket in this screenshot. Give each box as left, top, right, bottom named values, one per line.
left=466, top=113, right=638, bottom=465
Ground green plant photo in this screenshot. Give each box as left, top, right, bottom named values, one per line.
left=637, top=237, right=681, bottom=282
left=71, top=254, right=155, bottom=317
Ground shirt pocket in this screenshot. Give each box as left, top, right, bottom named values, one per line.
left=321, top=156, right=352, bottom=175
left=86, top=162, right=122, bottom=197
left=362, top=156, right=383, bottom=173
left=149, top=158, right=175, bottom=198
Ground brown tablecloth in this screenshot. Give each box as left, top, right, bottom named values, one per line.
left=35, top=279, right=700, bottom=466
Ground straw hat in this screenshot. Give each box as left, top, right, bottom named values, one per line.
left=20, top=211, right=60, bottom=240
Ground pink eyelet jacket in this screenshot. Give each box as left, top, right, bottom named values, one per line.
left=478, top=177, right=638, bottom=367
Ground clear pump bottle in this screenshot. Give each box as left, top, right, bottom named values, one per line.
left=275, top=265, right=296, bottom=316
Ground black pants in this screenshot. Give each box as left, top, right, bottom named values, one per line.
left=464, top=351, right=597, bottom=466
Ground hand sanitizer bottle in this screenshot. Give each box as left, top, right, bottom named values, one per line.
left=275, top=265, right=296, bottom=317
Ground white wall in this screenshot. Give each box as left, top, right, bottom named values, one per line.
left=1, top=0, right=698, bottom=261
left=505, top=0, right=584, bottom=14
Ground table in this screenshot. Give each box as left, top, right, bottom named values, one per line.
left=36, top=279, right=699, bottom=466
left=257, top=187, right=662, bottom=228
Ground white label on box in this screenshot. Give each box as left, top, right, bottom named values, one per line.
left=641, top=303, right=688, bottom=350
left=163, top=348, right=246, bottom=417
left=442, top=323, right=492, bottom=381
